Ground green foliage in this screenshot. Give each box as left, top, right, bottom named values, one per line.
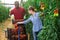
left=55, top=0, right=60, bottom=40
left=23, top=0, right=58, bottom=40
left=0, top=5, right=9, bottom=22
left=37, top=0, right=58, bottom=40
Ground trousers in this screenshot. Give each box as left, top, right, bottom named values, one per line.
left=33, top=29, right=42, bottom=40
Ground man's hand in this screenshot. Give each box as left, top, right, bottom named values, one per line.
left=11, top=14, right=15, bottom=20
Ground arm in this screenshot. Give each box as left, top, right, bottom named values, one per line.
left=17, top=17, right=31, bottom=24
left=23, top=17, right=31, bottom=24
left=10, top=9, right=14, bottom=15
left=9, top=10, right=15, bottom=20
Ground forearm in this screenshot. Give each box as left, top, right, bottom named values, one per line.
left=17, top=19, right=30, bottom=24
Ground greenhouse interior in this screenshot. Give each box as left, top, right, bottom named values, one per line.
left=0, top=0, right=60, bottom=40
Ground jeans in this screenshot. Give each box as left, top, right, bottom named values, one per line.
left=33, top=29, right=42, bottom=40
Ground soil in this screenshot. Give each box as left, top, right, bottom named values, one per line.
left=0, top=18, right=14, bottom=40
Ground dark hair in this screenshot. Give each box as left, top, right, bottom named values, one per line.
left=15, top=1, right=19, bottom=4
left=28, top=7, right=35, bottom=11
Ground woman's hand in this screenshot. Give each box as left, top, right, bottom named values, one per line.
left=17, top=22, right=24, bottom=24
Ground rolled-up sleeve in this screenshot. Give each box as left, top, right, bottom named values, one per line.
left=10, top=10, right=14, bottom=15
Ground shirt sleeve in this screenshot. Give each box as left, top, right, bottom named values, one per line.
left=23, top=16, right=31, bottom=24
left=36, top=12, right=40, bottom=17
left=10, top=10, right=14, bottom=15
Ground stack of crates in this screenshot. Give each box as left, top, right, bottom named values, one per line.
left=5, top=24, right=28, bottom=40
